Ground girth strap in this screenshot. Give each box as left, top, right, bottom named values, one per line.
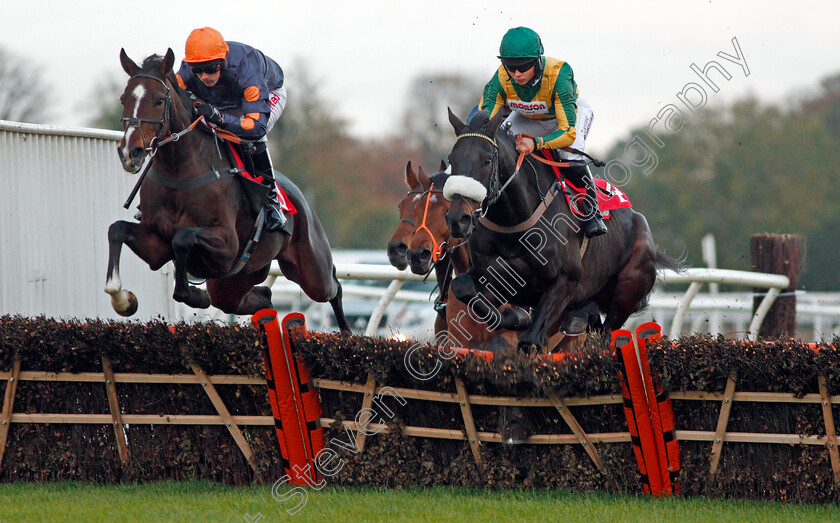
left=478, top=182, right=561, bottom=234
left=148, top=167, right=241, bottom=190
left=478, top=181, right=589, bottom=260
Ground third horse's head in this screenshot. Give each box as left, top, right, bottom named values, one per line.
left=406, top=169, right=450, bottom=275
left=387, top=161, right=431, bottom=270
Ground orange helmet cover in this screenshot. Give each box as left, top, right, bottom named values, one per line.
left=184, top=27, right=229, bottom=63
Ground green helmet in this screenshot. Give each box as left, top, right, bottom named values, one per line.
left=498, top=27, right=544, bottom=59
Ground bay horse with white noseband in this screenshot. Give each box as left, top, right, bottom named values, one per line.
left=444, top=109, right=680, bottom=353
left=106, top=49, right=350, bottom=332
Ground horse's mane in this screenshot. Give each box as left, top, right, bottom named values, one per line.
left=467, top=110, right=490, bottom=133
left=468, top=110, right=516, bottom=149
left=138, top=55, right=185, bottom=96
left=429, top=170, right=449, bottom=188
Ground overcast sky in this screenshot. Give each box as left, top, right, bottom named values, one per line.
left=2, top=0, right=838, bottom=153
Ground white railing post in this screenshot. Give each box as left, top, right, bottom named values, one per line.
left=364, top=280, right=405, bottom=336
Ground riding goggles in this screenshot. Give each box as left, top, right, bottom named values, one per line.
left=190, top=62, right=222, bottom=75
left=502, top=59, right=537, bottom=73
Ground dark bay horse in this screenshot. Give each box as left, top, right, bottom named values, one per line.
left=105, top=49, right=350, bottom=332
left=444, top=109, right=680, bottom=353
left=401, top=162, right=580, bottom=354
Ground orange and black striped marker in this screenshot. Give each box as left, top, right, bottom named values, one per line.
left=613, top=329, right=663, bottom=495
left=635, top=322, right=680, bottom=494
left=252, top=309, right=324, bottom=486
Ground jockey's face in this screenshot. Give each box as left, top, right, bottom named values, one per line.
left=509, top=65, right=536, bottom=86
left=196, top=69, right=222, bottom=87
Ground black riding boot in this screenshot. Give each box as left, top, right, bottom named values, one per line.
left=251, top=142, right=287, bottom=232
left=564, top=163, right=607, bottom=238
left=582, top=180, right=608, bottom=238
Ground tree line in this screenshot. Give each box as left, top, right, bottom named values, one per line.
left=602, top=75, right=840, bottom=291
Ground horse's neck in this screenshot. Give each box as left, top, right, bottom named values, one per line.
left=453, top=244, right=470, bottom=273
left=154, top=115, right=226, bottom=178
left=485, top=146, right=541, bottom=226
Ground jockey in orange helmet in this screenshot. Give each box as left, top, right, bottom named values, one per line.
left=176, top=27, right=288, bottom=232
left=480, top=27, right=606, bottom=238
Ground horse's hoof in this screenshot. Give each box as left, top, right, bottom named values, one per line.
left=500, top=306, right=531, bottom=330
left=174, top=287, right=211, bottom=309
left=254, top=285, right=272, bottom=302
left=500, top=407, right=532, bottom=444
left=113, top=291, right=138, bottom=317
left=517, top=341, right=540, bottom=355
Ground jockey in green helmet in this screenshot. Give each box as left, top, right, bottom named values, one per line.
left=481, top=26, right=607, bottom=238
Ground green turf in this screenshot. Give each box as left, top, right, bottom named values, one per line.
left=0, top=481, right=836, bottom=522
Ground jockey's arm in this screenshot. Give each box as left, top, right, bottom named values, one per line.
left=479, top=70, right=507, bottom=119
left=533, top=98, right=576, bottom=150
left=221, top=57, right=271, bottom=140
left=176, top=61, right=271, bottom=140
left=216, top=109, right=268, bottom=140
left=533, top=65, right=578, bottom=151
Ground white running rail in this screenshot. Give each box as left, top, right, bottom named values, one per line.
left=268, top=264, right=791, bottom=341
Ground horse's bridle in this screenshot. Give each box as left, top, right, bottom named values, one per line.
left=414, top=184, right=449, bottom=263
left=454, top=132, right=503, bottom=212
left=121, top=73, right=172, bottom=153
left=400, top=185, right=448, bottom=263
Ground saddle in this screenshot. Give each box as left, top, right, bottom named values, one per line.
left=561, top=178, right=632, bottom=219
left=535, top=150, right=632, bottom=219
left=221, top=142, right=297, bottom=218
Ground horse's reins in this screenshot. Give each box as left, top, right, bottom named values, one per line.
left=452, top=131, right=596, bottom=258
left=121, top=74, right=248, bottom=210
left=119, top=73, right=272, bottom=277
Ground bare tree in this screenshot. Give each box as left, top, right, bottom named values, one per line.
left=0, top=47, right=49, bottom=123
left=400, top=72, right=485, bottom=166
left=86, top=75, right=125, bottom=131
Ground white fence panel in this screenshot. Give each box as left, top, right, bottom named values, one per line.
left=0, top=121, right=175, bottom=320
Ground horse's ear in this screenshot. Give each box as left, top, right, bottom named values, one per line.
left=161, top=48, right=176, bottom=76
left=417, top=167, right=431, bottom=188
left=487, top=108, right=506, bottom=140
left=448, top=107, right=467, bottom=136
left=120, top=48, right=139, bottom=76
left=405, top=161, right=420, bottom=189
left=439, top=160, right=447, bottom=173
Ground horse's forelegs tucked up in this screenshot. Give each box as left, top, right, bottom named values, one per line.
left=206, top=266, right=272, bottom=315
left=170, top=227, right=225, bottom=310
left=518, top=278, right=576, bottom=354
left=105, top=220, right=173, bottom=316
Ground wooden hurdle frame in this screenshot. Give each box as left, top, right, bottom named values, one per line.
left=1, top=359, right=838, bottom=483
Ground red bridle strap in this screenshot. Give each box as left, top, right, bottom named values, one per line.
left=415, top=184, right=444, bottom=263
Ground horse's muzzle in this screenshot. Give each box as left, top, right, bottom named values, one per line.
left=449, top=213, right=474, bottom=239
left=386, top=241, right=408, bottom=270
left=407, top=247, right=432, bottom=275
left=117, top=143, right=145, bottom=173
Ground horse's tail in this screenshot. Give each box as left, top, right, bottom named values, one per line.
left=655, top=249, right=686, bottom=273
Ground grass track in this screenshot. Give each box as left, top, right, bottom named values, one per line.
left=0, top=481, right=836, bottom=522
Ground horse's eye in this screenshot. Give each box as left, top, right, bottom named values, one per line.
left=484, top=158, right=492, bottom=165
left=155, top=98, right=165, bottom=106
